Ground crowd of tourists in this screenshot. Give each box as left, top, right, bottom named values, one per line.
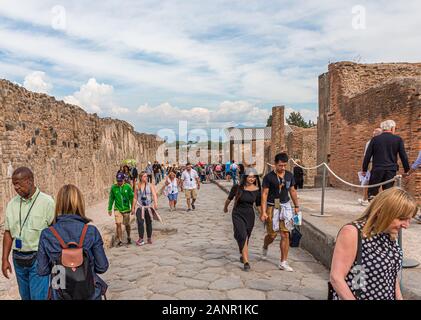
left=1, top=117, right=420, bottom=300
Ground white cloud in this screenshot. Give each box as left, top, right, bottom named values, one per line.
left=134, top=100, right=271, bottom=132
left=2, top=0, right=421, bottom=131
left=23, top=71, right=52, bottom=93
left=64, top=78, right=113, bottom=114
left=111, top=106, right=130, bottom=115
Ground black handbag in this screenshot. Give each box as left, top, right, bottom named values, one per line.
left=13, top=251, right=38, bottom=268
left=289, top=226, right=302, bottom=247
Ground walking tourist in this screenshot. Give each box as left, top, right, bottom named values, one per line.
left=260, top=153, right=300, bottom=272
left=1, top=167, right=55, bottom=300
left=238, top=163, right=245, bottom=181
left=153, top=161, right=162, bottom=185
left=224, top=168, right=261, bottom=271
left=122, top=165, right=131, bottom=184
left=180, top=162, right=200, bottom=212
left=130, top=165, right=138, bottom=189
left=329, top=187, right=417, bottom=300
left=108, top=172, right=134, bottom=247
left=165, top=171, right=179, bottom=211
left=293, top=160, right=304, bottom=190
left=145, top=161, right=153, bottom=183
left=225, top=160, right=232, bottom=182
left=132, top=172, right=159, bottom=246
left=206, top=164, right=213, bottom=182
left=199, top=165, right=207, bottom=183
left=230, top=160, right=239, bottom=185
left=37, top=184, right=109, bottom=300
left=362, top=120, right=410, bottom=199
left=215, top=163, right=222, bottom=180
left=161, top=163, right=166, bottom=181
left=358, top=128, right=383, bottom=206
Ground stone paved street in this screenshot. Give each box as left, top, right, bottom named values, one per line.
left=0, top=182, right=329, bottom=300
left=102, top=182, right=329, bottom=300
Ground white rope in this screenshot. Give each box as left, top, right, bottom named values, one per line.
left=288, top=159, right=325, bottom=170
left=323, top=164, right=401, bottom=189
left=266, top=160, right=402, bottom=189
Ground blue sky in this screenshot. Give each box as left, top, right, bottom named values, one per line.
left=1, top=0, right=421, bottom=139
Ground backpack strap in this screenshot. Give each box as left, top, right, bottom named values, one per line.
left=49, top=226, right=68, bottom=249
left=78, top=224, right=89, bottom=248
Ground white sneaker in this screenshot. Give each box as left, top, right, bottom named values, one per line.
left=261, top=247, right=268, bottom=260
left=279, top=261, right=294, bottom=272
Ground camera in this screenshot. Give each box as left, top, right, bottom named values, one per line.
left=141, top=196, right=147, bottom=206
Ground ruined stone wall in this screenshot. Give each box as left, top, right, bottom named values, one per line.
left=0, top=80, right=163, bottom=225
left=286, top=126, right=317, bottom=187
left=316, top=72, right=331, bottom=187
left=319, top=62, right=421, bottom=203
left=270, top=106, right=285, bottom=160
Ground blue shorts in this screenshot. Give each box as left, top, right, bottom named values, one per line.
left=168, top=193, right=178, bottom=201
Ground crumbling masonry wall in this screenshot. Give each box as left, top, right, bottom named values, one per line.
left=286, top=125, right=317, bottom=187
left=0, top=80, right=163, bottom=226
left=317, top=62, right=421, bottom=203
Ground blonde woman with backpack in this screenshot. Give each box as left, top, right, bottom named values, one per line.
left=37, top=184, right=109, bottom=300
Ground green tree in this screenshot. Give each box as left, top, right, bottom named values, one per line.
left=286, top=111, right=309, bottom=128
left=266, top=115, right=272, bottom=127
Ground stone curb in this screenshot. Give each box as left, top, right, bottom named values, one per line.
left=212, top=180, right=421, bottom=300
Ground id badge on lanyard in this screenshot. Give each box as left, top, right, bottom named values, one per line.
left=17, top=191, right=40, bottom=250
left=275, top=175, right=284, bottom=209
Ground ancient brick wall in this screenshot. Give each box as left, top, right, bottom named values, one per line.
left=0, top=80, right=163, bottom=225
left=270, top=106, right=285, bottom=160
left=316, top=72, right=331, bottom=187
left=319, top=62, right=421, bottom=203
left=286, top=126, right=317, bottom=187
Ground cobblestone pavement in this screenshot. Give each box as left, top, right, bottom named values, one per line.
left=0, top=183, right=329, bottom=300
left=103, top=183, right=329, bottom=300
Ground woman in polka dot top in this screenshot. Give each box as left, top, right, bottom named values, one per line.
left=329, top=187, right=418, bottom=300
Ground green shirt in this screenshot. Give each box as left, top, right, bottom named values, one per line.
left=108, top=183, right=134, bottom=213
left=4, top=188, right=55, bottom=252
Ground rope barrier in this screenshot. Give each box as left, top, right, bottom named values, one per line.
left=266, top=160, right=401, bottom=189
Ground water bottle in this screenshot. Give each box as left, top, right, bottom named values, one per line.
left=294, top=211, right=302, bottom=226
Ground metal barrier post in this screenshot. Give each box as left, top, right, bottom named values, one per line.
left=396, top=175, right=420, bottom=269
left=311, top=164, right=332, bottom=217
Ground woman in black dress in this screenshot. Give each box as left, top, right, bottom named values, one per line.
left=224, top=168, right=261, bottom=271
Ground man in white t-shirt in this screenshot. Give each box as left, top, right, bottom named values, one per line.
left=180, top=162, right=201, bottom=212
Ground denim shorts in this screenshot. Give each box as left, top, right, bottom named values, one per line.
left=168, top=193, right=178, bottom=201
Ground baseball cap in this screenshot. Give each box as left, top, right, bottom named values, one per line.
left=116, top=172, right=125, bottom=181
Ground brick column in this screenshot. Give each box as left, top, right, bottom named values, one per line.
left=270, top=106, right=285, bottom=161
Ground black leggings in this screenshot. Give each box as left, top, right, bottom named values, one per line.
left=136, top=208, right=153, bottom=239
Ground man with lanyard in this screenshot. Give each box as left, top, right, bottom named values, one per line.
left=2, top=167, right=55, bottom=300
left=180, top=162, right=200, bottom=212
left=260, top=153, right=300, bottom=272
left=108, top=172, right=134, bottom=246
